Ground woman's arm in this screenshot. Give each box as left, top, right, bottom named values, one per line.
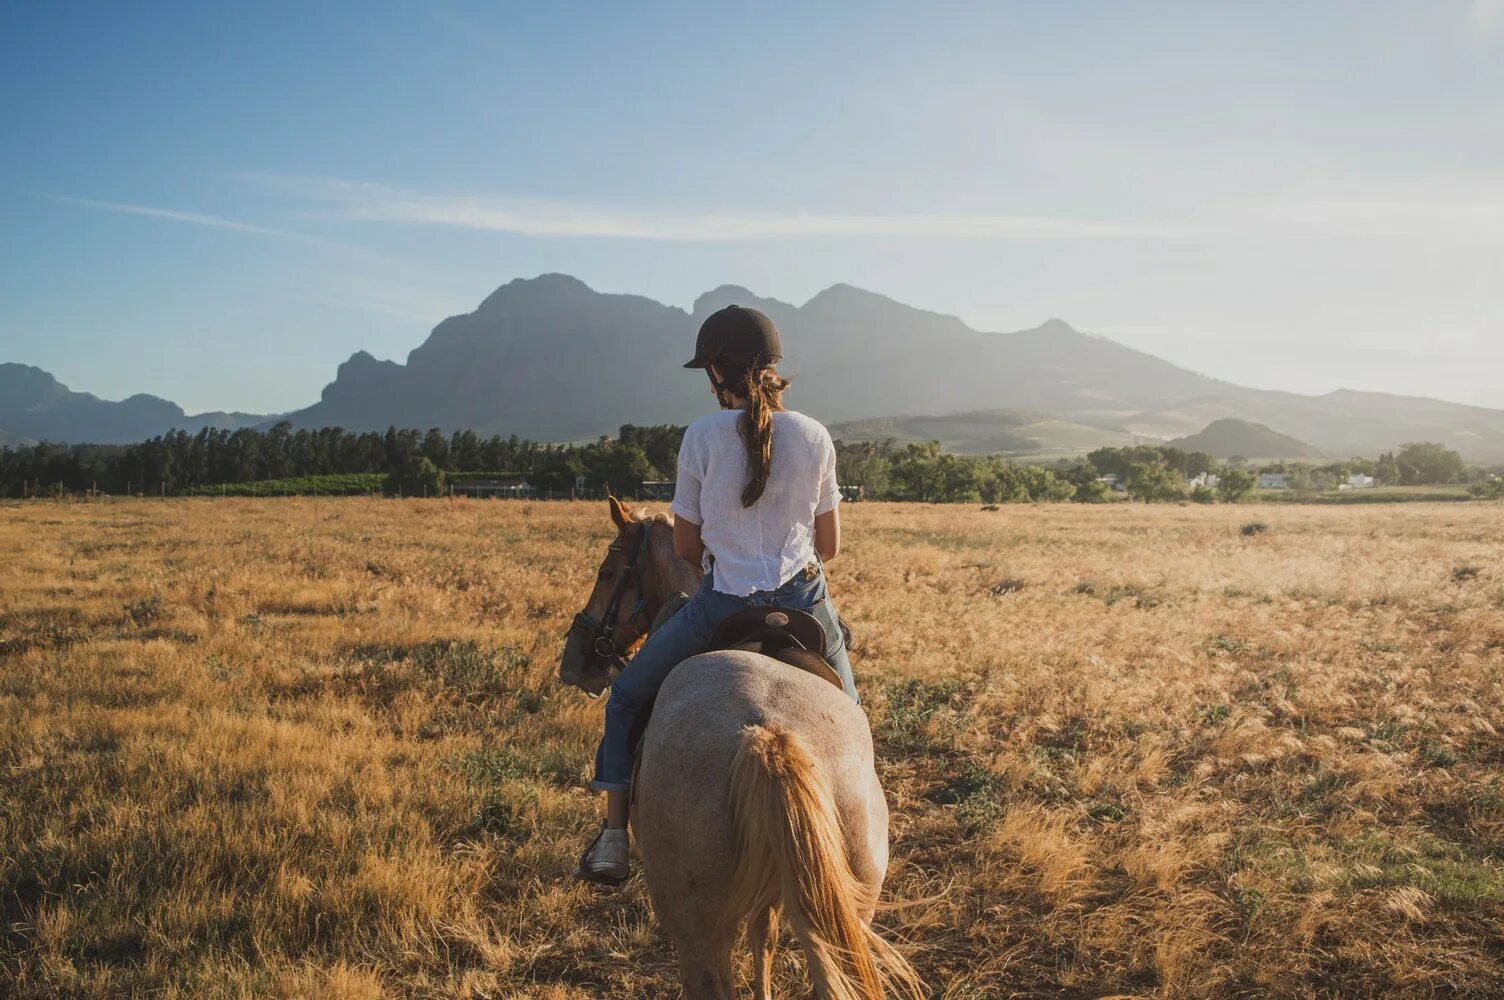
left=673, top=516, right=704, bottom=564
left=814, top=507, right=840, bottom=562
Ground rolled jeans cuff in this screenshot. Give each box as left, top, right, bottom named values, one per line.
left=589, top=778, right=631, bottom=793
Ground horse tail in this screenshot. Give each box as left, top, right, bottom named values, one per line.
left=727, top=723, right=922, bottom=1000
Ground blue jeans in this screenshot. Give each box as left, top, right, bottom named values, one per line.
left=590, top=562, right=857, bottom=792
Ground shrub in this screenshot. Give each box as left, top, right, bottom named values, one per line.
left=1217, top=467, right=1257, bottom=503
left=1072, top=479, right=1112, bottom=503
left=385, top=456, right=447, bottom=498
left=1396, top=442, right=1466, bottom=485
left=1125, top=460, right=1185, bottom=503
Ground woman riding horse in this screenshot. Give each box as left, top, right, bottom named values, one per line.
left=578, top=304, right=859, bottom=883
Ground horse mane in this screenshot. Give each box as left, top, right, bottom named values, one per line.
left=628, top=508, right=674, bottom=527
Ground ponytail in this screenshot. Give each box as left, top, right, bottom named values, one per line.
left=732, top=364, right=790, bottom=507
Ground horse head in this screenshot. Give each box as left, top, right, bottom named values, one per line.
left=559, top=496, right=680, bottom=696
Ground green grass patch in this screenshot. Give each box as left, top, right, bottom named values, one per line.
left=191, top=473, right=385, bottom=496
left=1211, top=634, right=1247, bottom=654
left=879, top=677, right=965, bottom=752
left=1255, top=485, right=1474, bottom=504
left=1335, top=833, right=1504, bottom=908
left=455, top=744, right=583, bottom=788
left=923, top=758, right=1006, bottom=830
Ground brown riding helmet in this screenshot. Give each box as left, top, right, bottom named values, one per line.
left=683, top=305, right=783, bottom=370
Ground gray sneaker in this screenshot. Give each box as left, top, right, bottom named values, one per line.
left=577, top=822, right=630, bottom=885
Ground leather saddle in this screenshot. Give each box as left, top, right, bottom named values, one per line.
left=649, top=593, right=844, bottom=692
left=711, top=606, right=843, bottom=691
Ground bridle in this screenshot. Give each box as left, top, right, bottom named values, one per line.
left=567, top=522, right=655, bottom=675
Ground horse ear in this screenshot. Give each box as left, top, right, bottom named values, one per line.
left=608, top=495, right=632, bottom=530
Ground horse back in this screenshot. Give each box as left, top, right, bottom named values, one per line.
left=647, top=649, right=874, bottom=795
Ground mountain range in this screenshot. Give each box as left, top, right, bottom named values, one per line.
left=5, top=273, right=1504, bottom=461
left=0, top=363, right=263, bottom=445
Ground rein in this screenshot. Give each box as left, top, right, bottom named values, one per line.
left=568, top=522, right=655, bottom=676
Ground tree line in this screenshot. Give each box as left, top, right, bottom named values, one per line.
left=837, top=439, right=1489, bottom=504
left=1, top=421, right=1492, bottom=502
left=0, top=423, right=685, bottom=498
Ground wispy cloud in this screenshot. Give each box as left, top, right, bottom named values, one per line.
left=59, top=174, right=1504, bottom=253
left=1265, top=197, right=1504, bottom=241
left=240, top=173, right=1224, bottom=242
left=41, top=194, right=312, bottom=241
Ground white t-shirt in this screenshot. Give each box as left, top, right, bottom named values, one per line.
left=670, top=409, right=842, bottom=596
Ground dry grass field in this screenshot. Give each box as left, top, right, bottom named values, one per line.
left=3, top=498, right=1503, bottom=999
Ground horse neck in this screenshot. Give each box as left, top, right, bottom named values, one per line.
left=642, top=519, right=703, bottom=613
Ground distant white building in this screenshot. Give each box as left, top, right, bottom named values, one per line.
left=1189, top=472, right=1220, bottom=489
left=1347, top=473, right=1376, bottom=489
left=1258, top=473, right=1290, bottom=489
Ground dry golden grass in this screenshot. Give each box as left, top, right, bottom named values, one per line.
left=2, top=497, right=1502, bottom=999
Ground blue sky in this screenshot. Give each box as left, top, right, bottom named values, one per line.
left=3, top=1, right=1503, bottom=414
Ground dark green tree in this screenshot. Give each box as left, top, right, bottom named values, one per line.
left=835, top=440, right=893, bottom=499
left=888, top=442, right=945, bottom=502
left=1126, top=460, right=1184, bottom=502
left=1395, top=442, right=1465, bottom=484
left=1215, top=467, right=1257, bottom=502
left=588, top=443, right=657, bottom=495
left=384, top=455, right=446, bottom=497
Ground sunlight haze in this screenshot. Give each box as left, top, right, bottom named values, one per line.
left=2, top=1, right=1502, bottom=413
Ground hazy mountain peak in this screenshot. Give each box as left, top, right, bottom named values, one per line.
left=338, top=350, right=399, bottom=373
left=697, top=282, right=757, bottom=301
left=1171, top=417, right=1322, bottom=459
left=119, top=392, right=178, bottom=407
left=0, top=363, right=201, bottom=444
left=1037, top=318, right=1078, bottom=335
left=804, top=282, right=905, bottom=311
left=691, top=284, right=798, bottom=319
left=1, top=362, right=67, bottom=398
left=476, top=272, right=595, bottom=314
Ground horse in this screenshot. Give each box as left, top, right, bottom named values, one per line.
left=560, top=497, right=922, bottom=1000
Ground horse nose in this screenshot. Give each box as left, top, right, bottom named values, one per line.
left=560, top=628, right=584, bottom=664
left=559, top=628, right=591, bottom=677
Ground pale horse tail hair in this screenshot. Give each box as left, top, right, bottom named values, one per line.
left=727, top=723, right=923, bottom=1000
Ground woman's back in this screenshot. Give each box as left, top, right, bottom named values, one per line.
left=671, top=408, right=841, bottom=597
